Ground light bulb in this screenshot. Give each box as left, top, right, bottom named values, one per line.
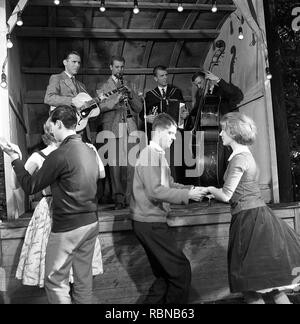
left=1, top=73, right=7, bottom=88
left=133, top=0, right=140, bottom=14
left=238, top=27, right=244, bottom=40
left=266, top=67, right=272, bottom=80
left=177, top=3, right=184, bottom=12
left=6, top=35, right=13, bottom=49
left=100, top=0, right=106, bottom=12
left=133, top=6, right=140, bottom=14
left=16, top=12, right=23, bottom=27
left=211, top=2, right=218, bottom=13
left=54, top=0, right=60, bottom=5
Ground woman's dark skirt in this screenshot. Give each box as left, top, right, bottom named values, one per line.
left=228, top=206, right=300, bottom=293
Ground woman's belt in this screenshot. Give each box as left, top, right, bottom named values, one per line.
left=230, top=198, right=266, bottom=215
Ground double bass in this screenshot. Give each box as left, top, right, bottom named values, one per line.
left=185, top=40, right=226, bottom=187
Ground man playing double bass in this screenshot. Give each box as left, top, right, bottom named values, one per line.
left=186, top=70, right=244, bottom=185
left=190, top=70, right=243, bottom=119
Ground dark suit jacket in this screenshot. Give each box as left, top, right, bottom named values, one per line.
left=141, top=85, right=184, bottom=132
left=44, top=71, right=87, bottom=109
left=191, top=79, right=244, bottom=117
left=145, top=85, right=184, bottom=115
left=96, top=77, right=142, bottom=138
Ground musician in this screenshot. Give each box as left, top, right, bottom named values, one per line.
left=190, top=70, right=243, bottom=117
left=44, top=51, right=87, bottom=112
left=96, top=56, right=142, bottom=210
left=188, top=71, right=244, bottom=184
left=142, top=66, right=189, bottom=181
left=44, top=51, right=91, bottom=142
left=142, top=66, right=189, bottom=135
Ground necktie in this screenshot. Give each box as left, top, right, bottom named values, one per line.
left=162, top=88, right=166, bottom=99
left=71, top=77, right=81, bottom=94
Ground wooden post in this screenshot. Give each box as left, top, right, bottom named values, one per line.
left=0, top=0, right=12, bottom=220
left=0, top=0, right=30, bottom=220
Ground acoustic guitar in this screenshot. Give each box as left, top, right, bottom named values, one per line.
left=50, top=86, right=126, bottom=132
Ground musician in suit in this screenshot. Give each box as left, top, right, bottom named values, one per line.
left=190, top=70, right=243, bottom=117
left=96, top=56, right=142, bottom=210
left=142, top=66, right=189, bottom=181
left=44, top=51, right=91, bottom=142
left=143, top=66, right=189, bottom=134
left=189, top=70, right=244, bottom=183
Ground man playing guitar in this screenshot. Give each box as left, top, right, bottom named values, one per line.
left=44, top=51, right=91, bottom=141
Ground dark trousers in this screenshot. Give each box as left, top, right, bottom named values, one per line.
left=132, top=221, right=191, bottom=304
left=110, top=138, right=135, bottom=205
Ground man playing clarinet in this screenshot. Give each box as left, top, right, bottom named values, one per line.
left=96, top=56, right=142, bottom=210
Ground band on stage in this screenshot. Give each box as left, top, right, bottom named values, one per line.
left=1, top=51, right=299, bottom=305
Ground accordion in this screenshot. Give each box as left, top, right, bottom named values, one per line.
left=151, top=99, right=186, bottom=129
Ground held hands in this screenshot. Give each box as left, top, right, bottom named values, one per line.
left=188, top=187, right=208, bottom=202
left=0, top=138, right=22, bottom=161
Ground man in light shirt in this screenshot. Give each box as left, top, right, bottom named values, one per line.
left=131, top=113, right=205, bottom=304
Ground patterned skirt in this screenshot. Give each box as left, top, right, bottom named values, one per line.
left=228, top=206, right=300, bottom=293
left=16, top=197, right=103, bottom=288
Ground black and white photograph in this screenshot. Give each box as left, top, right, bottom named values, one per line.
left=1, top=0, right=300, bottom=306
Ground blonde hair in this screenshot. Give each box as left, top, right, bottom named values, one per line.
left=220, top=112, right=257, bottom=145
left=41, top=118, right=57, bottom=146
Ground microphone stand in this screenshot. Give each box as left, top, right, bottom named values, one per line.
left=142, top=94, right=148, bottom=145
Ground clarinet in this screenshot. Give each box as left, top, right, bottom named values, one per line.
left=118, top=75, right=132, bottom=118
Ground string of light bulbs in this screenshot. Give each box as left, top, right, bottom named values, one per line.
left=95, top=1, right=219, bottom=14
left=234, top=11, right=272, bottom=81
left=3, top=1, right=271, bottom=84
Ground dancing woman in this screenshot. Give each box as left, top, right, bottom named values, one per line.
left=16, top=119, right=103, bottom=288
left=201, top=112, right=300, bottom=304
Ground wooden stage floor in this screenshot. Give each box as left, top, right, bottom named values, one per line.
left=1, top=201, right=300, bottom=304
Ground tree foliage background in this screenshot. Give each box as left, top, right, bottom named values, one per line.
left=274, top=0, right=300, bottom=200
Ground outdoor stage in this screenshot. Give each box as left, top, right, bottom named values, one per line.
left=1, top=201, right=300, bottom=304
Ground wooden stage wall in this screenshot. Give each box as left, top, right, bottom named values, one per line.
left=1, top=202, right=300, bottom=304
